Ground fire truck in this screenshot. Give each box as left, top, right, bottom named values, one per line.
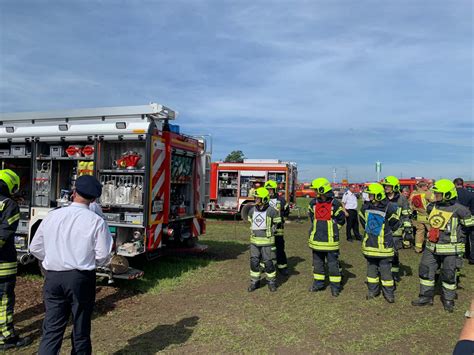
left=0, top=103, right=209, bottom=281
left=206, top=159, right=297, bottom=215
left=295, top=182, right=316, bottom=198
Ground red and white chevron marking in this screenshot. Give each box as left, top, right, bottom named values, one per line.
left=192, top=156, right=202, bottom=237
left=148, top=138, right=166, bottom=250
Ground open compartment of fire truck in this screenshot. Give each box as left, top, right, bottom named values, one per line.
left=0, top=142, right=32, bottom=254
left=96, top=140, right=147, bottom=258
left=0, top=103, right=210, bottom=282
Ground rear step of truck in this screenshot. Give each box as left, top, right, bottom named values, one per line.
left=97, top=267, right=144, bottom=284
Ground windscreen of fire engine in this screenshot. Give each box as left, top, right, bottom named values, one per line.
left=170, top=152, right=194, bottom=220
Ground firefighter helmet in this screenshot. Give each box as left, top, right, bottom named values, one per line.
left=253, top=187, right=270, bottom=204
left=0, top=169, right=20, bottom=195
left=381, top=176, right=400, bottom=192
left=311, top=178, right=332, bottom=194
left=431, top=179, right=457, bottom=201
left=264, top=180, right=278, bottom=190
left=366, top=183, right=386, bottom=201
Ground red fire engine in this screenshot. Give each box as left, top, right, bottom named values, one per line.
left=0, top=103, right=209, bottom=281
left=207, top=159, right=297, bottom=215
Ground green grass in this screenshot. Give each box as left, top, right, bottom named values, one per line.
left=21, top=197, right=472, bottom=354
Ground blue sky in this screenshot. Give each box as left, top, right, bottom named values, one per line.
left=1, top=0, right=472, bottom=181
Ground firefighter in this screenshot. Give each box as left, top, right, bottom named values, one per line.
left=247, top=187, right=281, bottom=292
left=410, top=180, right=434, bottom=253
left=381, top=176, right=413, bottom=282
left=400, top=187, right=414, bottom=249
left=412, top=179, right=474, bottom=312
left=264, top=180, right=289, bottom=276
left=307, top=178, right=345, bottom=297
left=0, top=170, right=31, bottom=350
left=359, top=183, right=401, bottom=303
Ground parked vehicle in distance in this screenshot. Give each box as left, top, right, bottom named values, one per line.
left=296, top=182, right=316, bottom=198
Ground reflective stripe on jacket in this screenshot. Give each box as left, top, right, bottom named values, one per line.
left=359, top=199, right=401, bottom=258
left=425, top=201, right=473, bottom=255
left=248, top=205, right=281, bottom=246
left=307, top=198, right=345, bottom=251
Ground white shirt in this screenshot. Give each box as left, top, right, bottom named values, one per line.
left=30, top=202, right=113, bottom=271
left=342, top=190, right=358, bottom=210
left=89, top=201, right=105, bottom=219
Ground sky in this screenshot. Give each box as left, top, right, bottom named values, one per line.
left=0, top=0, right=472, bottom=182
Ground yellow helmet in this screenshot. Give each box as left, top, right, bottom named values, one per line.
left=366, top=183, right=386, bottom=201
left=0, top=169, right=20, bottom=195
left=431, top=179, right=457, bottom=201
left=264, top=180, right=278, bottom=190
left=381, top=176, right=400, bottom=192
left=253, top=187, right=270, bottom=204
left=311, top=177, right=332, bottom=194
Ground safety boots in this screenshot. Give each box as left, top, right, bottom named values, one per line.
left=0, top=336, right=32, bottom=351
left=247, top=281, right=260, bottom=292
left=309, top=281, right=324, bottom=292
left=268, top=280, right=277, bottom=292
left=366, top=291, right=380, bottom=300
left=411, top=296, right=434, bottom=307
left=383, top=293, right=395, bottom=304
left=442, top=299, right=454, bottom=313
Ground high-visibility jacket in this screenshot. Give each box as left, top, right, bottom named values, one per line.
left=409, top=189, right=434, bottom=223
left=248, top=205, right=281, bottom=246
left=425, top=201, right=474, bottom=255
left=307, top=196, right=345, bottom=251
left=387, top=193, right=412, bottom=237
left=269, top=195, right=288, bottom=237
left=359, top=199, right=401, bottom=258
left=0, top=194, right=20, bottom=279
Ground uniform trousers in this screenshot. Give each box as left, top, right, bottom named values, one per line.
left=250, top=245, right=276, bottom=282
left=365, top=257, right=394, bottom=297
left=312, top=250, right=341, bottom=291
left=0, top=276, right=16, bottom=343
left=39, top=269, right=96, bottom=355
left=418, top=250, right=457, bottom=301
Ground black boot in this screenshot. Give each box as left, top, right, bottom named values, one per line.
left=331, top=288, right=340, bottom=297
left=278, top=267, right=289, bottom=276
left=248, top=281, right=260, bottom=292
left=383, top=293, right=395, bottom=303
left=393, top=273, right=401, bottom=283
left=309, top=281, right=324, bottom=292
left=442, top=299, right=454, bottom=313
left=268, top=280, right=277, bottom=292
left=366, top=291, right=380, bottom=300
left=0, top=336, right=32, bottom=350
left=411, top=296, right=434, bottom=307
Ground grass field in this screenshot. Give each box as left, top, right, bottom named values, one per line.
left=12, top=198, right=474, bottom=354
